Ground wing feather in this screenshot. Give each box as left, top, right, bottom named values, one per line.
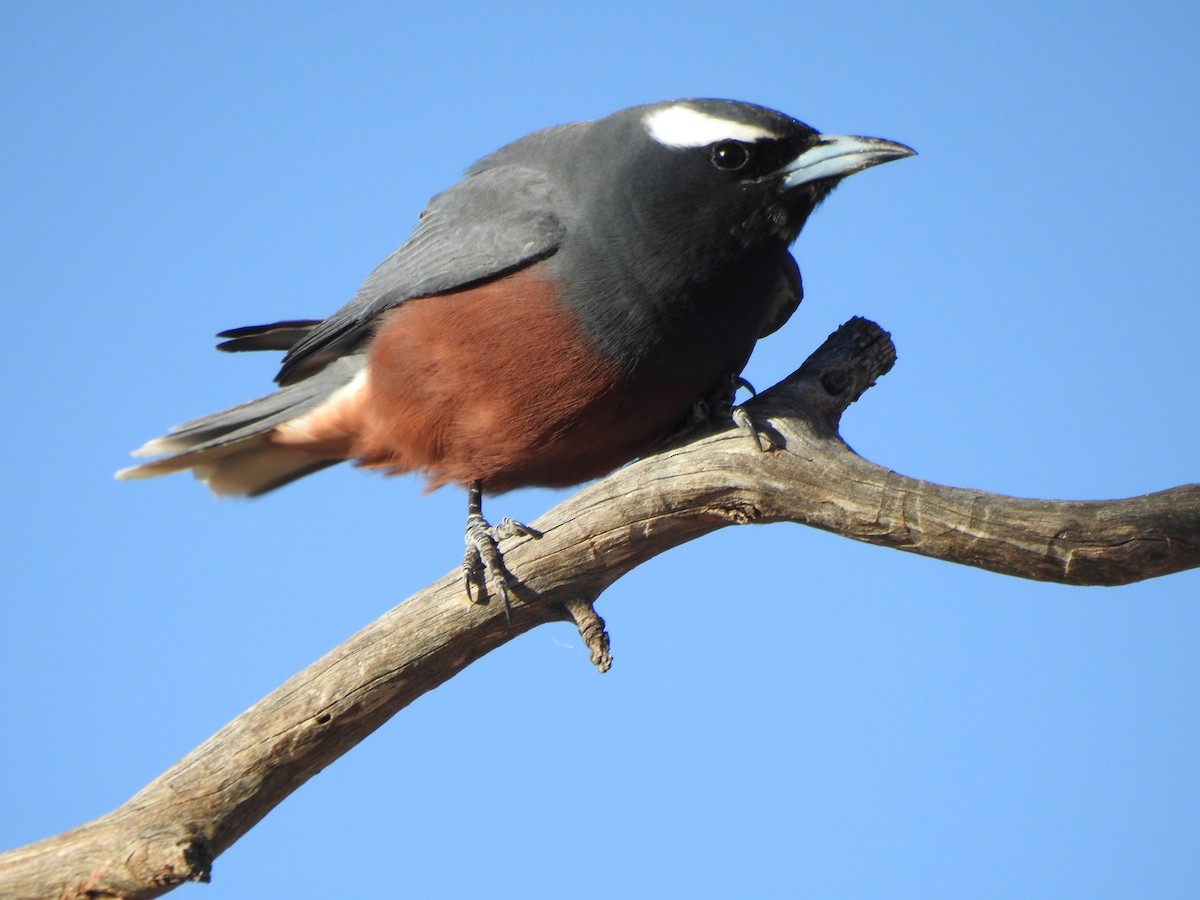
left=276, top=166, right=566, bottom=384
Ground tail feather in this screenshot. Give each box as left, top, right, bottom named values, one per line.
left=215, top=319, right=323, bottom=353
left=118, top=354, right=364, bottom=496
left=190, top=446, right=341, bottom=497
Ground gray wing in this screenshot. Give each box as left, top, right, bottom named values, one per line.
left=276, top=165, right=566, bottom=384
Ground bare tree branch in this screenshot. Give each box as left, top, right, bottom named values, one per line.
left=2, top=318, right=1196, bottom=900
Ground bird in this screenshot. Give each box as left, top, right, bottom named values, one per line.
left=118, top=98, right=914, bottom=603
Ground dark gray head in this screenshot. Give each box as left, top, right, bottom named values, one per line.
left=472, top=98, right=913, bottom=271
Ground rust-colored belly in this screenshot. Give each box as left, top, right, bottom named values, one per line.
left=349, top=269, right=713, bottom=493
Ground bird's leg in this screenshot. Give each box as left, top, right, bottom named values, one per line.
left=461, top=480, right=541, bottom=618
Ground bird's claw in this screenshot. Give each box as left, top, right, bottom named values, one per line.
left=732, top=405, right=775, bottom=452
left=491, top=516, right=541, bottom=541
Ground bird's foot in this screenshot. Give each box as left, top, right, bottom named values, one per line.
left=688, top=375, right=756, bottom=425
left=654, top=375, right=759, bottom=453
left=461, top=482, right=541, bottom=620
left=698, top=376, right=776, bottom=452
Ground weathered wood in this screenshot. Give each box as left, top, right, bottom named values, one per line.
left=2, top=318, right=1196, bottom=900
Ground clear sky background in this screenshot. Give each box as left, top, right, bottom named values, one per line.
left=3, top=2, right=1198, bottom=898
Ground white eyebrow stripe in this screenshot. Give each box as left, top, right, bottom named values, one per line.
left=642, top=105, right=778, bottom=148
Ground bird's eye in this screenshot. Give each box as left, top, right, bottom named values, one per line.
left=710, top=141, right=751, bottom=171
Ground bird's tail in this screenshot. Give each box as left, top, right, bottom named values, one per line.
left=117, top=321, right=364, bottom=497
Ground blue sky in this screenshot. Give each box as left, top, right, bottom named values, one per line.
left=2, top=2, right=1198, bottom=897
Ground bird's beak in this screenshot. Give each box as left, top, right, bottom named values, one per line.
left=780, top=134, right=916, bottom=189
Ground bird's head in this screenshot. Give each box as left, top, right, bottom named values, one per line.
left=617, top=99, right=915, bottom=250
